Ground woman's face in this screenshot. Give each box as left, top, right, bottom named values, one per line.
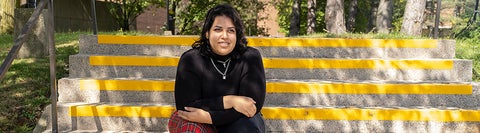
left=207, top=15, right=237, bottom=56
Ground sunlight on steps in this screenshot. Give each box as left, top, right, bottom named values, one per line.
left=34, top=35, right=480, bottom=132
left=78, top=79, right=473, bottom=95
left=67, top=104, right=480, bottom=122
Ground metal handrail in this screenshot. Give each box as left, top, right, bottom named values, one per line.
left=47, top=0, right=58, bottom=132
left=433, top=0, right=441, bottom=39
left=91, top=0, right=98, bottom=35
left=0, top=0, right=57, bottom=132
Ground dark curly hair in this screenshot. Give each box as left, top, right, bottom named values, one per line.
left=192, top=4, right=248, bottom=59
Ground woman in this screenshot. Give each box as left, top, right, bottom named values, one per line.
left=167, top=4, right=266, bottom=133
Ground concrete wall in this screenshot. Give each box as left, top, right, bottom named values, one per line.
left=14, top=8, right=48, bottom=58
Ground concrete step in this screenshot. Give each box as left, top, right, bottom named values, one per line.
left=78, top=35, right=456, bottom=59
left=68, top=54, right=473, bottom=82
left=58, top=78, right=480, bottom=108
left=34, top=104, right=480, bottom=132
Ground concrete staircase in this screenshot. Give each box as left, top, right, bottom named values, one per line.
left=34, top=35, right=480, bottom=132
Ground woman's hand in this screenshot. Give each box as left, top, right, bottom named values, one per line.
left=223, top=95, right=257, bottom=117
left=178, top=107, right=212, bottom=124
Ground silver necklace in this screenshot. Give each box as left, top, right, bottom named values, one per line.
left=210, top=58, right=231, bottom=79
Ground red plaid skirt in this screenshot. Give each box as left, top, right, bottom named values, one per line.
left=168, top=111, right=216, bottom=133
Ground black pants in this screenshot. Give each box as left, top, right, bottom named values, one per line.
left=216, top=113, right=265, bottom=133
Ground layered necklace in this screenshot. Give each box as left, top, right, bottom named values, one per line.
left=210, top=57, right=231, bottom=80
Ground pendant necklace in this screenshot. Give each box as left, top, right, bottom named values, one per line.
left=210, top=57, right=231, bottom=79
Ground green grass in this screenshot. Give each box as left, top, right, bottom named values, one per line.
left=456, top=38, right=480, bottom=81
left=0, top=34, right=14, bottom=57
left=0, top=31, right=479, bottom=132
left=0, top=31, right=83, bottom=132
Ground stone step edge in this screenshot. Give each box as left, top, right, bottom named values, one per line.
left=69, top=78, right=474, bottom=95
left=80, top=35, right=457, bottom=59
left=63, top=103, right=480, bottom=122
left=96, top=35, right=446, bottom=48
left=85, top=55, right=462, bottom=70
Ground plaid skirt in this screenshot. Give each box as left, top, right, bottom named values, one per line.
left=168, top=111, right=216, bottom=133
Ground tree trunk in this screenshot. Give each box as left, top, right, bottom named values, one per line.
left=376, top=0, right=394, bottom=33
left=168, top=1, right=177, bottom=35
left=289, top=0, right=301, bottom=36
left=346, top=0, right=358, bottom=32
left=0, top=0, right=15, bottom=34
left=307, top=0, right=316, bottom=35
left=367, top=0, right=379, bottom=32
left=401, top=0, right=426, bottom=36
left=325, top=0, right=346, bottom=34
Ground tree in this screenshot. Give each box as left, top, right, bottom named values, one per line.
left=400, top=0, right=426, bottom=36
left=325, top=0, right=346, bottom=34
left=175, top=0, right=267, bottom=36
left=274, top=0, right=326, bottom=36
left=289, top=0, right=301, bottom=36
left=391, top=0, right=406, bottom=32
left=346, top=0, right=358, bottom=32
left=376, top=0, right=394, bottom=33
left=367, top=0, right=379, bottom=32
left=306, top=0, right=316, bottom=34
left=229, top=0, right=268, bottom=36
left=0, top=0, right=15, bottom=34
left=105, top=0, right=163, bottom=31
left=166, top=0, right=177, bottom=34
left=175, top=0, right=212, bottom=35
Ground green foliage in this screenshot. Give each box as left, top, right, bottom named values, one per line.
left=456, top=25, right=480, bottom=39
left=273, top=0, right=292, bottom=34
left=449, top=0, right=479, bottom=36
left=175, top=0, right=267, bottom=36
left=455, top=26, right=480, bottom=81
left=272, top=0, right=411, bottom=34
left=105, top=0, right=164, bottom=31
left=176, top=0, right=216, bottom=35
left=275, top=0, right=405, bottom=35
left=0, top=32, right=83, bottom=132
left=392, top=0, right=407, bottom=32
left=348, top=0, right=370, bottom=33
left=274, top=0, right=327, bottom=35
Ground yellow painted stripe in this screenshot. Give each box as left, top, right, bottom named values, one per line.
left=69, top=105, right=175, bottom=118
left=248, top=38, right=437, bottom=48
left=261, top=107, right=480, bottom=121
left=69, top=105, right=480, bottom=122
left=266, top=82, right=472, bottom=94
left=97, top=35, right=197, bottom=46
left=89, top=56, right=454, bottom=69
left=262, top=58, right=453, bottom=69
left=97, top=35, right=438, bottom=48
left=89, top=56, right=179, bottom=66
left=78, top=79, right=472, bottom=95
left=80, top=79, right=175, bottom=91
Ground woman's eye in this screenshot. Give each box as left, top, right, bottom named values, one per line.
left=214, top=29, right=222, bottom=32
left=228, top=29, right=236, bottom=33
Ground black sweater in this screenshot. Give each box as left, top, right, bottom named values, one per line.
left=174, top=47, right=266, bottom=126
